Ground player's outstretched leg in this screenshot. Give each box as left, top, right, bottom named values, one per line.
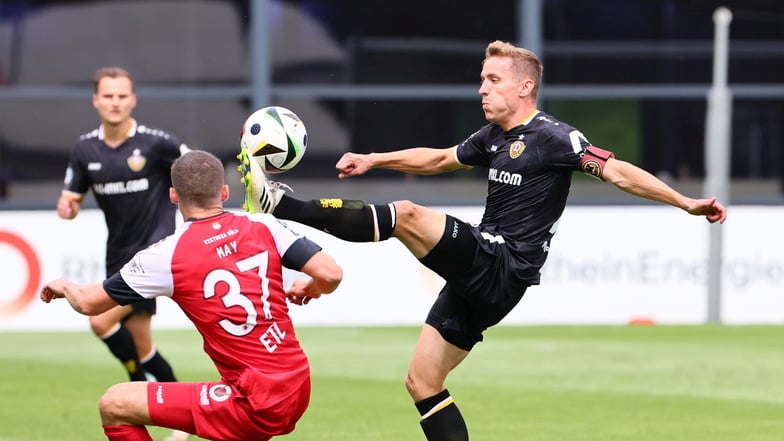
left=274, top=195, right=396, bottom=242
left=236, top=148, right=396, bottom=242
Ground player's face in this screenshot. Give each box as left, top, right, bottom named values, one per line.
left=93, top=76, right=136, bottom=127
left=479, top=56, right=528, bottom=129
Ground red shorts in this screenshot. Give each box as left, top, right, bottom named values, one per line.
left=147, top=378, right=310, bottom=441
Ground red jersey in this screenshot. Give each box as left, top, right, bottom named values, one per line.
left=104, top=211, right=322, bottom=412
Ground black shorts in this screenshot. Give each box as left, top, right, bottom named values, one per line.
left=419, top=215, right=529, bottom=351
left=122, top=298, right=157, bottom=322
left=107, top=262, right=157, bottom=319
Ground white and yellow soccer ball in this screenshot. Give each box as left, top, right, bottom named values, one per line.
left=240, top=106, right=307, bottom=174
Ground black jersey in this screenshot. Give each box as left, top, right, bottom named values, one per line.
left=62, top=120, right=188, bottom=274
left=455, top=110, right=597, bottom=284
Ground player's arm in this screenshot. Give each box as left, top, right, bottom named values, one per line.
left=336, top=146, right=468, bottom=178
left=602, top=157, right=727, bottom=223
left=286, top=251, right=343, bottom=305
left=40, top=278, right=119, bottom=315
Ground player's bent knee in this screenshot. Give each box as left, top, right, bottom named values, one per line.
left=392, top=200, right=423, bottom=224
left=404, top=372, right=418, bottom=396
left=89, top=316, right=116, bottom=336
left=99, top=385, right=128, bottom=424
left=404, top=370, right=442, bottom=400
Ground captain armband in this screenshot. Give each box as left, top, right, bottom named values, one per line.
left=579, top=146, right=615, bottom=180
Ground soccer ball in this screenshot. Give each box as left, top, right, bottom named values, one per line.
left=240, top=106, right=307, bottom=174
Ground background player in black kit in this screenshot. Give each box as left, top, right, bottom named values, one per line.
left=57, top=67, right=190, bottom=441
left=239, top=40, right=728, bottom=441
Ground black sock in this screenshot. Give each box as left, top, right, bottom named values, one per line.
left=274, top=194, right=395, bottom=242
left=415, top=389, right=469, bottom=441
left=141, top=349, right=177, bottom=382
left=102, top=325, right=147, bottom=381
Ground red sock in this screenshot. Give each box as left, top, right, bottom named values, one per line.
left=102, top=425, right=153, bottom=441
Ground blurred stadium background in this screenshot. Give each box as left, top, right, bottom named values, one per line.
left=1, top=3, right=783, bottom=439
left=2, top=0, right=784, bottom=326
left=1, top=0, right=783, bottom=208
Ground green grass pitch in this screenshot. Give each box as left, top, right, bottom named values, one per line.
left=1, top=325, right=782, bottom=441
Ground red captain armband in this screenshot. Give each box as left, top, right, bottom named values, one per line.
left=579, top=146, right=615, bottom=179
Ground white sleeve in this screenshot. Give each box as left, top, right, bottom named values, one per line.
left=118, top=231, right=181, bottom=299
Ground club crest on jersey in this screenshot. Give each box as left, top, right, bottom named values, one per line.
left=509, top=141, right=526, bottom=159
left=127, top=148, right=146, bottom=172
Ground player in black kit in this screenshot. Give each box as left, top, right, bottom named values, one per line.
left=239, top=40, right=727, bottom=441
left=57, top=67, right=191, bottom=441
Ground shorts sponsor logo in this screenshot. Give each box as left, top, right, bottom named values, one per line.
left=199, top=385, right=209, bottom=406
left=199, top=384, right=231, bottom=406
left=156, top=384, right=164, bottom=404
left=209, top=385, right=232, bottom=402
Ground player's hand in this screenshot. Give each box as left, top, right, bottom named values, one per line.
left=286, top=279, right=322, bottom=306
left=56, top=197, right=80, bottom=219
left=336, top=152, right=371, bottom=179
left=40, top=279, right=67, bottom=303
left=685, top=197, right=727, bottom=224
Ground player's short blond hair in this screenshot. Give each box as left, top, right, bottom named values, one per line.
left=484, top=40, right=542, bottom=97
left=93, top=67, right=134, bottom=92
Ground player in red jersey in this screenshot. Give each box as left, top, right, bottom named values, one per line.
left=42, top=150, right=343, bottom=441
